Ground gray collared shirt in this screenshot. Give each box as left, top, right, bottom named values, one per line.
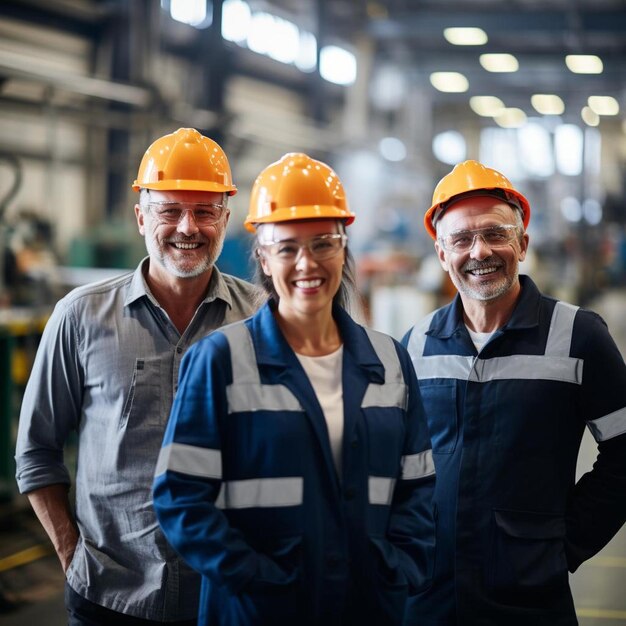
left=15, top=259, right=258, bottom=621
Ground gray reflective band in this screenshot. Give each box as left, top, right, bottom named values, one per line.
left=407, top=310, right=436, bottom=359
left=368, top=476, right=395, bottom=505
left=410, top=301, right=582, bottom=385
left=215, top=477, right=303, bottom=509
left=587, top=406, right=626, bottom=442
left=401, top=449, right=435, bottom=480
left=221, top=324, right=303, bottom=414
left=362, top=328, right=408, bottom=410
left=545, top=301, right=579, bottom=357
left=155, top=443, right=222, bottom=479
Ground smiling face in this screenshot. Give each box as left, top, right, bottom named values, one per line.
left=258, top=219, right=345, bottom=321
left=435, top=195, right=528, bottom=304
left=135, top=188, right=229, bottom=281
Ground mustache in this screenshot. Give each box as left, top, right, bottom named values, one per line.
left=462, top=257, right=503, bottom=272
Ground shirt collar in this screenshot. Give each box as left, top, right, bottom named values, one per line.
left=123, top=257, right=234, bottom=309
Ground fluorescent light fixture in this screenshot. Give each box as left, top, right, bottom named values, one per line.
left=169, top=0, right=209, bottom=26
left=581, top=106, right=600, bottom=127
left=320, top=45, right=357, bottom=85
left=443, top=27, right=488, bottom=46
left=565, top=54, right=603, bottom=74
left=531, top=94, right=565, bottom=115
left=480, top=53, right=519, bottom=72
left=379, top=137, right=407, bottom=162
left=222, top=0, right=251, bottom=42
left=267, top=16, right=299, bottom=64
left=470, top=95, right=505, bottom=117
left=583, top=198, right=602, bottom=225
left=588, top=96, right=619, bottom=116
left=429, top=71, right=469, bottom=93
left=494, top=108, right=526, bottom=128
left=295, top=31, right=317, bottom=72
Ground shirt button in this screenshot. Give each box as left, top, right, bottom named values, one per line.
left=344, top=487, right=356, bottom=500
left=176, top=346, right=183, bottom=354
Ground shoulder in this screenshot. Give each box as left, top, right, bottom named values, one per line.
left=219, top=273, right=259, bottom=298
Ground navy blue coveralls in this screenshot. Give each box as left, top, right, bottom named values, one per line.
left=403, top=276, right=626, bottom=625
left=154, top=302, right=436, bottom=626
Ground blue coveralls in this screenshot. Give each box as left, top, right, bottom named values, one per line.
left=153, top=302, right=436, bottom=626
left=402, top=275, right=626, bottom=625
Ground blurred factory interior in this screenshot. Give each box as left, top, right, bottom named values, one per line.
left=0, top=0, right=625, bottom=623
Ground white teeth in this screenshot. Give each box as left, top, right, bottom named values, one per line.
left=471, top=267, right=498, bottom=276
left=295, top=279, right=322, bottom=288
left=172, top=242, right=199, bottom=249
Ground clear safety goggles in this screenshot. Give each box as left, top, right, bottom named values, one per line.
left=438, top=224, right=520, bottom=253
left=146, top=201, right=227, bottom=226
left=259, top=233, right=347, bottom=264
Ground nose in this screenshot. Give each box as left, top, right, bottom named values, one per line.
left=294, top=245, right=318, bottom=270
left=469, top=233, right=493, bottom=260
left=177, top=209, right=200, bottom=236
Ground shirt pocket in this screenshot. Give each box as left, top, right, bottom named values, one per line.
left=119, top=357, right=163, bottom=430
left=419, top=381, right=458, bottom=454
left=488, top=509, right=568, bottom=600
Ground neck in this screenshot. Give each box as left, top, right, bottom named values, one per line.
left=460, top=281, right=521, bottom=333
left=144, top=261, right=213, bottom=333
left=274, top=303, right=342, bottom=356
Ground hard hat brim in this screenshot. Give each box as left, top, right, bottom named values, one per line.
left=244, top=205, right=355, bottom=233
left=132, top=180, right=237, bottom=195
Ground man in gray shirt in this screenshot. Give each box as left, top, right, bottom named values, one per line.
left=15, top=128, right=258, bottom=625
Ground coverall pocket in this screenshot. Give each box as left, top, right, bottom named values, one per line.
left=368, top=536, right=409, bottom=624
left=419, top=381, right=458, bottom=454
left=489, top=509, right=568, bottom=603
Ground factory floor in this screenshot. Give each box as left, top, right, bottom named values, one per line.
left=1, top=289, right=625, bottom=626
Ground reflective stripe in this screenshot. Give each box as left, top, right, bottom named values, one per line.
left=215, top=477, right=303, bottom=509
left=469, top=355, right=583, bottom=384
left=362, top=328, right=408, bottom=410
left=406, top=310, right=436, bottom=359
left=587, top=406, right=626, bottom=442
left=545, top=301, right=579, bottom=357
left=221, top=324, right=303, bottom=414
left=401, top=449, right=435, bottom=480
left=410, top=301, right=582, bottom=385
left=413, top=354, right=473, bottom=380
left=368, top=476, right=395, bottom=505
left=155, top=443, right=222, bottom=479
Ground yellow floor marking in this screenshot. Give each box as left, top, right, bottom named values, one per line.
left=0, top=544, right=53, bottom=572
left=577, top=608, right=626, bottom=619
left=586, top=555, right=626, bottom=568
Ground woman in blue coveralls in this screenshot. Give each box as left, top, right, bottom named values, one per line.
left=153, top=153, right=436, bottom=626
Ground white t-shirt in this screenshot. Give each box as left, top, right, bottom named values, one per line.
left=296, top=346, right=344, bottom=478
left=466, top=325, right=494, bottom=353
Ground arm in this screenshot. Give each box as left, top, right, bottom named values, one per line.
left=153, top=334, right=292, bottom=594
left=386, top=343, right=436, bottom=593
left=27, top=484, right=79, bottom=572
left=566, top=312, right=626, bottom=571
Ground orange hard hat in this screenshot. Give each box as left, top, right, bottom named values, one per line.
left=132, top=128, right=236, bottom=195
left=424, top=160, right=530, bottom=239
left=244, top=153, right=355, bottom=233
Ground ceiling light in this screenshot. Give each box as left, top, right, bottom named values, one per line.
left=588, top=96, right=619, bottom=116
left=581, top=106, right=600, bottom=127
left=479, top=53, right=519, bottom=72
left=443, top=27, right=488, bottom=46
left=470, top=96, right=505, bottom=117
left=429, top=71, right=469, bottom=93
left=319, top=45, right=357, bottom=85
left=565, top=55, right=603, bottom=74
left=531, top=94, right=565, bottom=115
left=494, top=107, right=526, bottom=128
